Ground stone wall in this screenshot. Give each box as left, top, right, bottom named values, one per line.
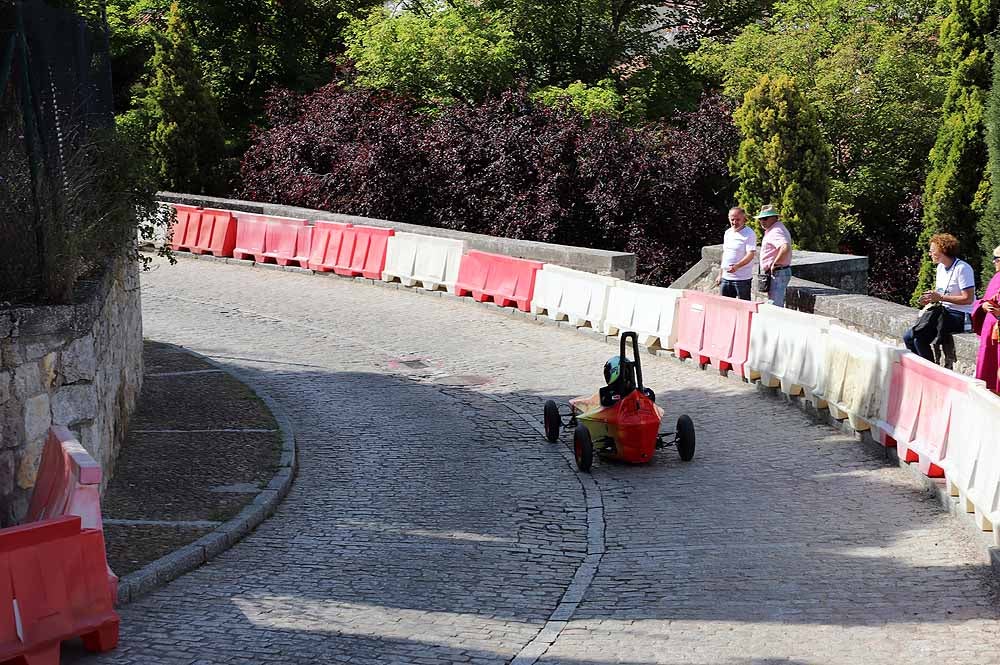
left=156, top=191, right=638, bottom=280
left=0, top=255, right=143, bottom=524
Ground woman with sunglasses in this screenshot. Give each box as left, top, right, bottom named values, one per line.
left=972, top=245, right=1000, bottom=393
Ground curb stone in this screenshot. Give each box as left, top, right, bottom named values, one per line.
left=114, top=343, right=297, bottom=606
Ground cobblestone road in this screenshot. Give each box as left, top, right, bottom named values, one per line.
left=76, top=258, right=1000, bottom=664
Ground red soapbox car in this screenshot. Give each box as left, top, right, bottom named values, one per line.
left=543, top=331, right=696, bottom=472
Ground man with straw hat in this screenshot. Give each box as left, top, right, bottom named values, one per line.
left=755, top=204, right=792, bottom=307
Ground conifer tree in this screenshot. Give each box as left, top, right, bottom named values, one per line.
left=913, top=0, right=998, bottom=302
left=144, top=2, right=225, bottom=194
left=980, top=39, right=1000, bottom=285
left=731, top=74, right=833, bottom=250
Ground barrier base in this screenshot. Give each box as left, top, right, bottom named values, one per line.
left=419, top=281, right=455, bottom=294
left=81, top=619, right=120, bottom=652
left=916, top=457, right=944, bottom=478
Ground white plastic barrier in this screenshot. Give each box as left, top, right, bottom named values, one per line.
left=813, top=325, right=901, bottom=431
left=746, top=304, right=835, bottom=400
left=531, top=265, right=618, bottom=330
left=943, top=386, right=1000, bottom=539
left=382, top=232, right=465, bottom=292
left=603, top=283, right=683, bottom=349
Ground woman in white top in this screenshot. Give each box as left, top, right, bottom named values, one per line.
left=903, top=233, right=976, bottom=361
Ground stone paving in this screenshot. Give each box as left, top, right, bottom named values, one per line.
left=70, top=257, right=1000, bottom=665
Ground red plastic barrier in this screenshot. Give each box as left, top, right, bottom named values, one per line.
left=261, top=216, right=309, bottom=266
left=308, top=221, right=352, bottom=272
left=168, top=204, right=201, bottom=252
left=332, top=225, right=395, bottom=279
left=454, top=250, right=543, bottom=312
left=191, top=208, right=237, bottom=257
left=673, top=291, right=758, bottom=377
left=877, top=353, right=976, bottom=477
left=0, top=516, right=119, bottom=663
left=233, top=213, right=268, bottom=261
left=292, top=225, right=313, bottom=268
left=27, top=427, right=103, bottom=529
left=25, top=426, right=118, bottom=604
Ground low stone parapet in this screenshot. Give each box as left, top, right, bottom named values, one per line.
left=156, top=191, right=637, bottom=280
left=0, top=256, right=142, bottom=524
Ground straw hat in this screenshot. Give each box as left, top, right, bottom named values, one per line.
left=754, top=204, right=780, bottom=219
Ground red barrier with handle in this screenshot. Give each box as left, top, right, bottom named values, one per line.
left=25, top=426, right=118, bottom=605
left=292, top=225, right=313, bottom=268
left=168, top=204, right=201, bottom=252
left=332, top=225, right=395, bottom=279
left=672, top=291, right=758, bottom=377
left=233, top=213, right=268, bottom=261
left=261, top=216, right=309, bottom=266
left=454, top=250, right=543, bottom=312
left=876, top=352, right=978, bottom=477
left=0, top=516, right=119, bottom=664
left=308, top=221, right=352, bottom=272
left=191, top=208, right=237, bottom=257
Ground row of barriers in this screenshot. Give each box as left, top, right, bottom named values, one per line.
left=156, top=202, right=1000, bottom=543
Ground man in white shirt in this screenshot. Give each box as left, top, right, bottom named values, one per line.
left=713, top=207, right=757, bottom=300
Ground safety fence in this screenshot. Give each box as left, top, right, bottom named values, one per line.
left=154, top=202, right=1000, bottom=546
left=2, top=426, right=119, bottom=660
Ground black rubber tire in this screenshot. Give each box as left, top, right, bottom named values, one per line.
left=574, top=424, right=594, bottom=472
left=642, top=387, right=656, bottom=403
left=676, top=414, right=695, bottom=461
left=544, top=400, right=561, bottom=443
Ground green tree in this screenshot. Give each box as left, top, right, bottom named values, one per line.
left=143, top=2, right=225, bottom=193
left=484, top=0, right=660, bottom=86
left=691, top=0, right=946, bottom=301
left=732, top=74, right=833, bottom=250
left=108, top=0, right=372, bottom=146
left=914, top=0, right=998, bottom=301
left=981, top=38, right=1000, bottom=285
left=343, top=2, right=522, bottom=104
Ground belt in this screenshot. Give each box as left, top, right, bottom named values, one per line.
left=768, top=265, right=791, bottom=272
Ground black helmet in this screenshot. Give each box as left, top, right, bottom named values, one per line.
left=603, top=355, right=635, bottom=394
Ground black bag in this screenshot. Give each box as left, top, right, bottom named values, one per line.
left=912, top=303, right=943, bottom=337
left=758, top=272, right=772, bottom=294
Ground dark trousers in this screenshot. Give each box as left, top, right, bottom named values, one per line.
left=903, top=308, right=966, bottom=361
left=720, top=279, right=752, bottom=301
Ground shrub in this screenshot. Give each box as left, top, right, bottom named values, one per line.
left=240, top=84, right=432, bottom=223
left=240, top=85, right=739, bottom=284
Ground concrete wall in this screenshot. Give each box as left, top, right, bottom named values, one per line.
left=784, top=278, right=979, bottom=376
left=0, top=255, right=143, bottom=524
left=670, top=243, right=979, bottom=376
left=671, top=244, right=869, bottom=294
left=157, top=192, right=638, bottom=280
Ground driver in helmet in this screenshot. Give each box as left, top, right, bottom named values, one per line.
left=600, top=355, right=636, bottom=407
